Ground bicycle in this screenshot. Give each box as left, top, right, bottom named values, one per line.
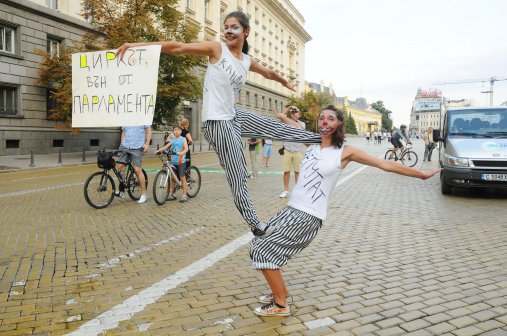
left=152, top=151, right=202, bottom=205
left=384, top=143, right=419, bottom=167
left=83, top=150, right=148, bottom=209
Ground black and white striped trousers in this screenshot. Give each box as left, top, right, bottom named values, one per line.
left=250, top=206, right=322, bottom=269
left=203, top=108, right=321, bottom=229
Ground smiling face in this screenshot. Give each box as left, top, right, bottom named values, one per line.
left=318, top=109, right=342, bottom=136
left=223, top=17, right=248, bottom=47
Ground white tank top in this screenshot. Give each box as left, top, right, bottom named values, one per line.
left=202, top=43, right=251, bottom=121
left=287, top=145, right=344, bottom=220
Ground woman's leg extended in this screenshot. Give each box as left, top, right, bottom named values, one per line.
left=261, top=269, right=289, bottom=306
left=203, top=120, right=261, bottom=230
left=235, top=108, right=321, bottom=143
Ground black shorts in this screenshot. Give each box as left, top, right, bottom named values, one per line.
left=391, top=138, right=403, bottom=148
left=172, top=163, right=187, bottom=177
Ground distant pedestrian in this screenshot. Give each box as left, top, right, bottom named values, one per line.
left=248, top=137, right=260, bottom=178
left=262, top=139, right=273, bottom=167
left=250, top=105, right=441, bottom=317
left=279, top=106, right=305, bottom=198
left=423, top=127, right=435, bottom=161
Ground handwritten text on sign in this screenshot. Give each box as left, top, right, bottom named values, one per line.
left=72, top=45, right=161, bottom=127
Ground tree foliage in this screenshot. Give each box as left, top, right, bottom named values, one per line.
left=344, top=109, right=358, bottom=134
left=370, top=100, right=393, bottom=131
left=287, top=90, right=335, bottom=132
left=37, top=0, right=203, bottom=131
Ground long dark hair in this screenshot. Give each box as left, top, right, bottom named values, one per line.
left=320, top=105, right=346, bottom=148
left=224, top=11, right=250, bottom=54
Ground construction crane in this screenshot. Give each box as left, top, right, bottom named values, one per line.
left=433, top=76, right=507, bottom=106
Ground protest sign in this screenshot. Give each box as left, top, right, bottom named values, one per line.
left=71, top=45, right=161, bottom=127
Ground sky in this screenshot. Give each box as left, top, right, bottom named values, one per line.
left=290, top=0, right=507, bottom=126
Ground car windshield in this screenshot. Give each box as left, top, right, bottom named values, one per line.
left=447, top=108, right=507, bottom=138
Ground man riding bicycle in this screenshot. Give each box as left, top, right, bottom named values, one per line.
left=391, top=125, right=411, bottom=159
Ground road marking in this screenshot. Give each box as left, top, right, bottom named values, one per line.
left=64, top=233, right=253, bottom=336
left=304, top=317, right=335, bottom=329
left=0, top=182, right=84, bottom=198
left=94, top=228, right=203, bottom=271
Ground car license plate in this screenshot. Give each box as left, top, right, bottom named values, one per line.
left=481, top=173, right=507, bottom=181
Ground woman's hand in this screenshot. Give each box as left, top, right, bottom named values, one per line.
left=116, top=43, right=136, bottom=60
left=284, top=82, right=297, bottom=92
left=420, top=168, right=442, bottom=180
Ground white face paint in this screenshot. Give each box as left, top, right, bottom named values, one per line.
left=224, top=24, right=243, bottom=37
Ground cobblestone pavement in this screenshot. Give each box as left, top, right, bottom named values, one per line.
left=0, top=139, right=506, bottom=336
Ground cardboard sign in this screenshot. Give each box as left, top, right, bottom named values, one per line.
left=71, top=45, right=161, bottom=127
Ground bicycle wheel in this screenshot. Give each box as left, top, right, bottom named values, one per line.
left=84, top=171, right=115, bottom=209
left=127, top=168, right=148, bottom=200
left=153, top=169, right=171, bottom=205
left=384, top=149, right=396, bottom=161
left=401, top=151, right=418, bottom=167
left=186, top=166, right=201, bottom=198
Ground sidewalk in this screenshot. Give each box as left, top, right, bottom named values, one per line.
left=0, top=151, right=96, bottom=172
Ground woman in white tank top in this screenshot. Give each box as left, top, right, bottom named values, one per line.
left=250, top=105, right=441, bottom=317
left=117, top=11, right=321, bottom=237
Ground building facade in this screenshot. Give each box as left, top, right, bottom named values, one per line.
left=0, top=0, right=120, bottom=155
left=0, top=0, right=310, bottom=155
left=409, top=88, right=476, bottom=133
left=335, top=96, right=382, bottom=135
left=178, top=0, right=311, bottom=140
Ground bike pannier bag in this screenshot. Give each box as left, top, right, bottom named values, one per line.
left=97, top=151, right=115, bottom=169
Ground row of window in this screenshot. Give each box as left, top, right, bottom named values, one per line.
left=239, top=91, right=285, bottom=111
left=1, top=21, right=62, bottom=116
left=4, top=138, right=100, bottom=149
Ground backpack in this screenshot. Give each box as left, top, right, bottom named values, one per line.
left=97, top=151, right=115, bottom=169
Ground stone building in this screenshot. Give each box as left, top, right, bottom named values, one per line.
left=409, top=88, right=476, bottom=133
left=0, top=0, right=311, bottom=155
left=335, top=96, right=382, bottom=135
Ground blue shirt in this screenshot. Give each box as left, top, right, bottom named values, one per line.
left=121, top=126, right=150, bottom=149
left=171, top=137, right=186, bottom=165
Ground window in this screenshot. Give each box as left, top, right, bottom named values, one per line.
left=46, top=0, right=58, bottom=10
left=47, top=37, right=62, bottom=58
left=0, top=85, right=17, bottom=115
left=53, top=139, right=64, bottom=147
left=90, top=139, right=100, bottom=147
left=245, top=92, right=250, bottom=106
left=0, top=25, right=15, bottom=53
left=204, top=0, right=210, bottom=19
left=6, top=140, right=19, bottom=148
left=47, top=88, right=58, bottom=116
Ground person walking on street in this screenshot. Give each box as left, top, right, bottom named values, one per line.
left=250, top=105, right=441, bottom=317
left=423, top=127, right=435, bottom=161
left=117, top=125, right=152, bottom=204
left=262, top=139, right=273, bottom=167
left=117, top=11, right=321, bottom=237
left=180, top=118, right=193, bottom=169
left=279, top=106, right=305, bottom=198
left=248, top=137, right=260, bottom=178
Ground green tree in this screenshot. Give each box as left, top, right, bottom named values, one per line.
left=37, top=0, right=203, bottom=131
left=344, top=109, right=358, bottom=134
left=370, top=100, right=393, bottom=131
left=287, top=90, right=334, bottom=132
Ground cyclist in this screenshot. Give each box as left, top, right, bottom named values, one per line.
left=117, top=125, right=152, bottom=203
left=154, top=126, right=189, bottom=202
left=391, top=125, right=411, bottom=160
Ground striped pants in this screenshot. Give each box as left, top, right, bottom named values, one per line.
left=250, top=206, right=322, bottom=269
left=203, top=108, right=321, bottom=229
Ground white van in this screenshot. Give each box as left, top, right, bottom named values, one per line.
left=438, top=107, right=507, bottom=194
